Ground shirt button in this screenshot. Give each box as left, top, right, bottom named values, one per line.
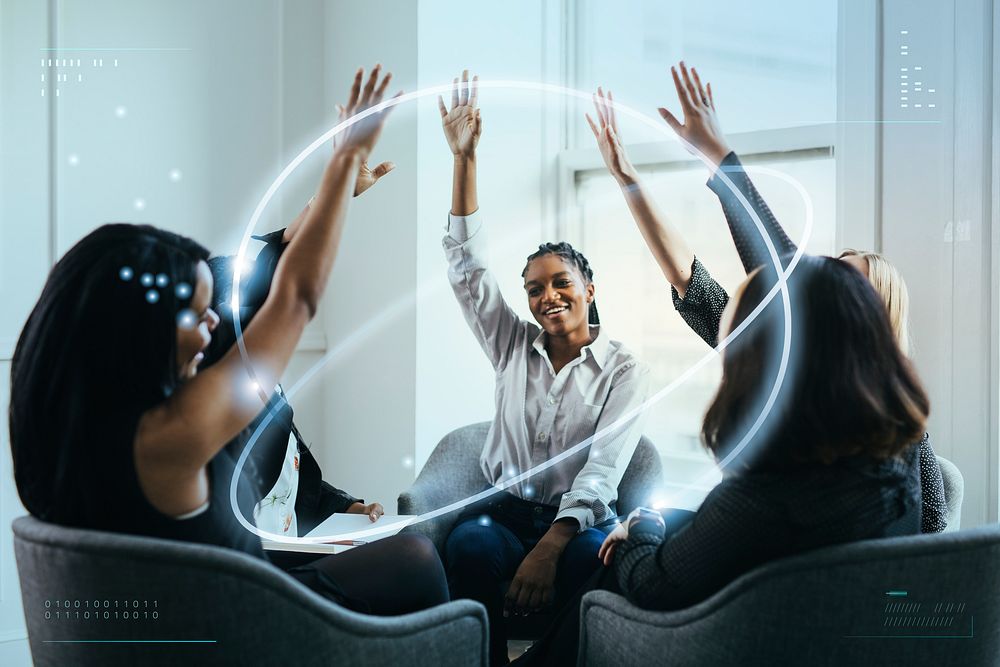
left=547, top=396, right=556, bottom=405
left=537, top=432, right=547, bottom=441
left=533, top=506, right=543, bottom=515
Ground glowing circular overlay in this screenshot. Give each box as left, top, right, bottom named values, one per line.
left=227, top=80, right=812, bottom=545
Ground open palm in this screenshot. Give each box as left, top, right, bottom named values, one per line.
left=438, top=70, right=481, bottom=157
left=586, top=87, right=637, bottom=186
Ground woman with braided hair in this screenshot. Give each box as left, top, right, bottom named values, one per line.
left=438, top=70, right=650, bottom=665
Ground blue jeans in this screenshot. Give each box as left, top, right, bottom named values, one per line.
left=445, top=492, right=614, bottom=665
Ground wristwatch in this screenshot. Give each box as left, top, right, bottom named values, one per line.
left=626, top=506, right=665, bottom=531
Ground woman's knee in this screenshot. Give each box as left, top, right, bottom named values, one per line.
left=445, top=519, right=502, bottom=564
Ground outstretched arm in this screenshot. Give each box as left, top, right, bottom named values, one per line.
left=137, top=66, right=399, bottom=476
left=439, top=71, right=525, bottom=371
left=587, top=88, right=696, bottom=297
left=659, top=63, right=795, bottom=273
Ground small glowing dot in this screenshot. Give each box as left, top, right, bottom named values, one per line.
left=175, top=282, right=192, bottom=299
left=118, top=266, right=134, bottom=281
left=115, top=105, right=128, bottom=118
left=900, top=30, right=908, bottom=34
left=401, top=456, right=414, bottom=469
left=928, top=104, right=936, bottom=108
left=506, top=466, right=518, bottom=477
left=523, top=485, right=534, bottom=498
left=651, top=498, right=669, bottom=510
left=915, top=66, right=923, bottom=71
left=477, top=515, right=492, bottom=527
left=250, top=381, right=260, bottom=392
left=140, top=273, right=154, bottom=287
left=177, top=309, right=197, bottom=329
left=155, top=273, right=169, bottom=288
left=169, top=168, right=182, bottom=182
left=133, top=198, right=146, bottom=211
left=67, top=154, right=79, bottom=166
left=928, top=88, right=935, bottom=93
left=145, top=289, right=160, bottom=303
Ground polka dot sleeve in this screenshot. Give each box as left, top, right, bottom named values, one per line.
left=917, top=433, right=949, bottom=533
left=671, top=257, right=730, bottom=348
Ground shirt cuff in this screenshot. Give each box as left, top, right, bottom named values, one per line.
left=554, top=506, right=591, bottom=532
left=446, top=209, right=483, bottom=243
left=629, top=517, right=667, bottom=539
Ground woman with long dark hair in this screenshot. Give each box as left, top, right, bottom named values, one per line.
left=585, top=62, right=947, bottom=532
left=9, top=66, right=448, bottom=616
left=437, top=70, right=651, bottom=665
left=517, top=253, right=930, bottom=666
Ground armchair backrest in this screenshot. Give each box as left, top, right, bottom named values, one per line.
left=12, top=516, right=486, bottom=667
left=580, top=525, right=1000, bottom=666
left=399, top=422, right=662, bottom=553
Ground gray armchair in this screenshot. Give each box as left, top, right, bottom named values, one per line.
left=397, top=421, right=664, bottom=553
left=13, top=516, right=487, bottom=667
left=579, top=525, right=1000, bottom=666
left=936, top=455, right=964, bottom=531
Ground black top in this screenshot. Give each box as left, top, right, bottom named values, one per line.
left=87, top=433, right=268, bottom=559
left=671, top=151, right=948, bottom=534
left=614, top=444, right=922, bottom=611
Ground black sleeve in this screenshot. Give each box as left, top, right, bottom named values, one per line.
left=917, top=433, right=949, bottom=533
left=708, top=152, right=797, bottom=273
left=318, top=482, right=364, bottom=515
left=613, top=478, right=788, bottom=611
left=671, top=257, right=730, bottom=348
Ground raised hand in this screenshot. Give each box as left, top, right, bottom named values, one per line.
left=586, top=87, right=639, bottom=187
left=438, top=70, right=481, bottom=158
left=334, top=103, right=395, bottom=196
left=334, top=64, right=399, bottom=163
left=658, top=62, right=731, bottom=167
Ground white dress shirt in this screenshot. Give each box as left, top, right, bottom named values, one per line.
left=444, top=210, right=650, bottom=530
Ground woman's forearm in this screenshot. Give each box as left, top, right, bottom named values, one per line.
left=619, top=176, right=695, bottom=298
left=451, top=155, right=478, bottom=216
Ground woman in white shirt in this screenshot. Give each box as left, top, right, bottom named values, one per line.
left=438, top=70, right=651, bottom=665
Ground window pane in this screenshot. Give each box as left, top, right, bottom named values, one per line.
left=574, top=0, right=838, bottom=144
left=576, top=155, right=836, bottom=507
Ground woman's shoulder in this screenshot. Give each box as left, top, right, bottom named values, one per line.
left=604, top=338, right=650, bottom=382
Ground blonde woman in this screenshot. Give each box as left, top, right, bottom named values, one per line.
left=585, top=62, right=947, bottom=532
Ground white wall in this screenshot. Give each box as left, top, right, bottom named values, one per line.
left=414, top=0, right=556, bottom=470
left=317, top=1, right=420, bottom=507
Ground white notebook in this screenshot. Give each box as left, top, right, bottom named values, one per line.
left=261, top=513, right=417, bottom=554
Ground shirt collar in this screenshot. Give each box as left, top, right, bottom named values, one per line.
left=531, top=324, right=609, bottom=370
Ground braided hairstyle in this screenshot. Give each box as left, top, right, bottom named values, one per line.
left=521, top=241, right=600, bottom=325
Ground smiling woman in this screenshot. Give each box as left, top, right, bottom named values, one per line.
left=437, top=70, right=651, bottom=666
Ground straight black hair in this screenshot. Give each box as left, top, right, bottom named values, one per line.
left=9, top=224, right=210, bottom=524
